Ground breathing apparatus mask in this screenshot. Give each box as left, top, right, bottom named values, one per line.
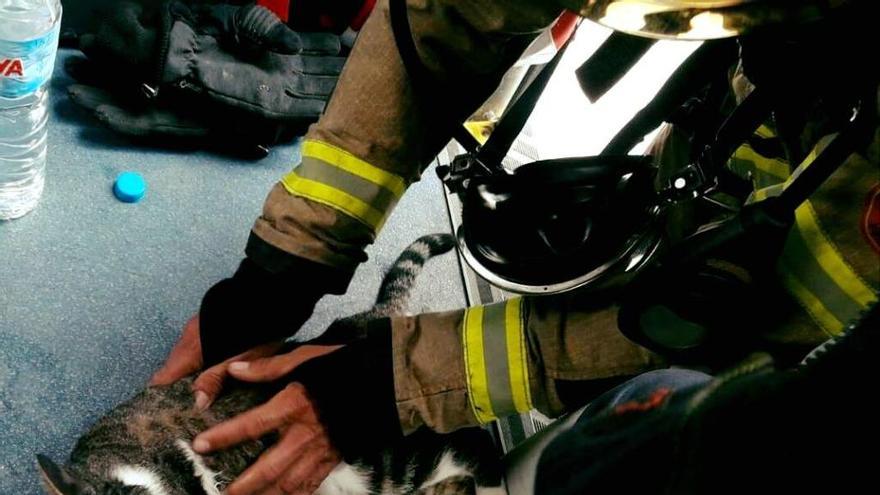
left=391, top=0, right=876, bottom=361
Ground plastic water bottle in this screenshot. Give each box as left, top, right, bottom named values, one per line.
left=0, top=0, right=61, bottom=220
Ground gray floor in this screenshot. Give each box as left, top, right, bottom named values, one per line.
left=0, top=50, right=465, bottom=494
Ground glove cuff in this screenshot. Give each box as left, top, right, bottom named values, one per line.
left=200, top=238, right=347, bottom=365
left=292, top=318, right=403, bottom=459
left=233, top=4, right=302, bottom=55
left=245, top=232, right=353, bottom=294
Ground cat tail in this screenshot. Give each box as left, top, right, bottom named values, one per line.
left=315, top=233, right=456, bottom=345
left=371, top=233, right=457, bottom=317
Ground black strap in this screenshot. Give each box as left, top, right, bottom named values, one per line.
left=602, top=40, right=738, bottom=156
left=706, top=86, right=773, bottom=169
left=576, top=31, right=656, bottom=103
left=390, top=0, right=578, bottom=169
left=776, top=94, right=877, bottom=213
left=475, top=38, right=575, bottom=171
left=388, top=0, right=481, bottom=153
left=656, top=86, right=774, bottom=203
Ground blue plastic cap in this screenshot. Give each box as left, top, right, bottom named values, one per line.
left=113, top=172, right=147, bottom=203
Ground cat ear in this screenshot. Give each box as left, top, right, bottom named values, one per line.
left=36, top=455, right=84, bottom=495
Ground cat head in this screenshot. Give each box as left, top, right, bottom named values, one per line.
left=37, top=455, right=153, bottom=495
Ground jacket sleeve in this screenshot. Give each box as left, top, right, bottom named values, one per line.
left=391, top=296, right=665, bottom=434
left=250, top=0, right=562, bottom=277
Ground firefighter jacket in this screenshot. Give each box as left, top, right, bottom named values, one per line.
left=247, top=0, right=880, bottom=433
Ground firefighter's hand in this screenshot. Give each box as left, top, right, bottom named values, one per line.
left=150, top=315, right=204, bottom=386
left=149, top=313, right=284, bottom=407
left=189, top=339, right=286, bottom=412
left=193, top=346, right=343, bottom=495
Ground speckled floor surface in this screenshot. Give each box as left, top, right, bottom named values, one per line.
left=0, top=50, right=465, bottom=494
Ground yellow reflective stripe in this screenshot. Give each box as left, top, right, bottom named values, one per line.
left=504, top=298, right=532, bottom=414
left=462, top=306, right=495, bottom=424
left=743, top=132, right=877, bottom=334
left=281, top=173, right=386, bottom=230
left=285, top=140, right=407, bottom=231
left=780, top=202, right=867, bottom=335
left=779, top=268, right=845, bottom=336
left=747, top=139, right=827, bottom=202
left=302, top=140, right=406, bottom=197
left=775, top=134, right=875, bottom=310
left=464, top=120, right=492, bottom=145
left=747, top=183, right=784, bottom=204
left=735, top=145, right=789, bottom=181
left=795, top=203, right=877, bottom=309
left=756, top=124, right=776, bottom=139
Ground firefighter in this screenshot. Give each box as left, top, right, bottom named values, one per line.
left=146, top=1, right=878, bottom=494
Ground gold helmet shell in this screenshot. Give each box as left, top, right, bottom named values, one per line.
left=577, top=0, right=853, bottom=39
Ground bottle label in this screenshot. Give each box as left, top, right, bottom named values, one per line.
left=0, top=22, right=61, bottom=99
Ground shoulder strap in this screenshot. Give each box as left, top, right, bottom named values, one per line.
left=474, top=38, right=573, bottom=171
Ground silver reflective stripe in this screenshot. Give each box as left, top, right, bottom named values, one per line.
left=294, top=155, right=401, bottom=214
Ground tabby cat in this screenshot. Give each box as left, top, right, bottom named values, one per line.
left=37, top=234, right=505, bottom=495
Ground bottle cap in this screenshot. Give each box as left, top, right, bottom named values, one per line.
left=113, top=172, right=147, bottom=203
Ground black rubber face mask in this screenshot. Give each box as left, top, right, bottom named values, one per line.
left=457, top=155, right=664, bottom=294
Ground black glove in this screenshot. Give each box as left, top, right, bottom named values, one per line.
left=199, top=233, right=352, bottom=365
left=67, top=1, right=345, bottom=154
left=285, top=317, right=403, bottom=460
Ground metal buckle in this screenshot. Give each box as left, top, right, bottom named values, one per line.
left=661, top=146, right=721, bottom=204
left=436, top=152, right=499, bottom=194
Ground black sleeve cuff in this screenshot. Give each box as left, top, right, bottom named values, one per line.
left=245, top=231, right=354, bottom=295
left=200, top=234, right=354, bottom=365
left=288, top=318, right=402, bottom=459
